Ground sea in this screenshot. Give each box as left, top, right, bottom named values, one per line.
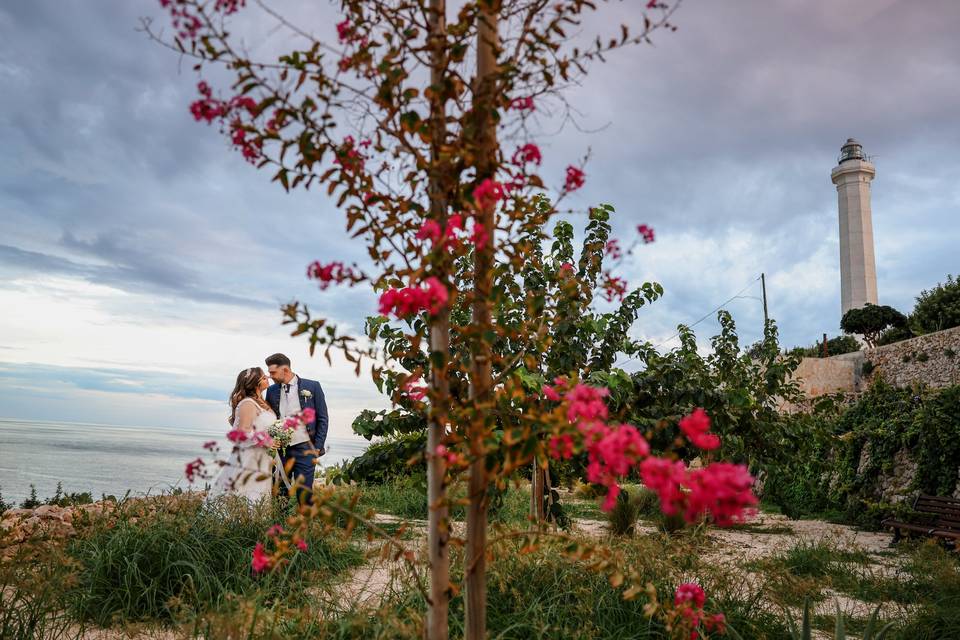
left=0, top=418, right=369, bottom=505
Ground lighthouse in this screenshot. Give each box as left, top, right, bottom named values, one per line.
left=831, top=138, right=879, bottom=316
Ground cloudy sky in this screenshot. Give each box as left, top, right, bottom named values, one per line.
left=1, top=0, right=957, bottom=438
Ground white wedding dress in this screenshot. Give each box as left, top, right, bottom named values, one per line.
left=207, top=398, right=275, bottom=504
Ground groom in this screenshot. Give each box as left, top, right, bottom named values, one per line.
left=264, top=353, right=329, bottom=504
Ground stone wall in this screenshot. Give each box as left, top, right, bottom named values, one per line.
left=792, top=355, right=857, bottom=397
left=794, top=325, right=960, bottom=398
left=861, top=325, right=960, bottom=389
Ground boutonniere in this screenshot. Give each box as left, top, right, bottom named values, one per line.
left=300, top=389, right=313, bottom=399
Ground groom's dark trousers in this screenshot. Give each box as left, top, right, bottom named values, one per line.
left=279, top=443, right=317, bottom=506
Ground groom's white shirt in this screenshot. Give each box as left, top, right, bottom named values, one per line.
left=280, top=375, right=311, bottom=446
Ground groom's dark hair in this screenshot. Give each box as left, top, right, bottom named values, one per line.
left=265, top=353, right=291, bottom=368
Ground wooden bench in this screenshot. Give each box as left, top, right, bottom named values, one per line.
left=882, top=494, right=960, bottom=544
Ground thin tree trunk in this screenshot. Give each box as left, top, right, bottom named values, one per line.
left=465, top=4, right=499, bottom=638
left=426, top=1, right=450, bottom=638
left=530, top=459, right=543, bottom=521
left=427, top=321, right=450, bottom=640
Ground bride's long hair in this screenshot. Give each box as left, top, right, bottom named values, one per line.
left=228, top=367, right=270, bottom=425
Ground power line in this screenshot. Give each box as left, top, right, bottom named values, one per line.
left=613, top=274, right=763, bottom=368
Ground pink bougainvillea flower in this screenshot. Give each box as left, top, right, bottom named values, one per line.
left=283, top=417, right=298, bottom=430
left=674, top=582, right=707, bottom=636
left=704, top=613, right=726, bottom=633
left=184, top=457, right=204, bottom=483
left=299, top=407, right=316, bottom=424
left=251, top=431, right=274, bottom=448
left=601, top=484, right=621, bottom=511
left=306, top=260, right=362, bottom=290
left=563, top=166, right=585, bottom=192
left=227, top=429, right=248, bottom=443
left=378, top=278, right=449, bottom=319
left=565, top=384, right=610, bottom=423
left=296, top=539, right=308, bottom=552
left=416, top=220, right=443, bottom=244
left=509, top=96, right=535, bottom=111
left=470, top=221, right=489, bottom=250
left=202, top=440, right=217, bottom=451
left=214, top=0, right=245, bottom=14
left=637, top=223, right=656, bottom=243
left=336, top=19, right=353, bottom=42
left=639, top=457, right=687, bottom=515
left=594, top=424, right=650, bottom=477
left=403, top=375, right=428, bottom=402
left=334, top=135, right=364, bottom=171
left=674, top=582, right=706, bottom=609
left=678, top=408, right=720, bottom=451
left=422, top=277, right=449, bottom=313
left=251, top=542, right=272, bottom=574
left=542, top=384, right=562, bottom=402
left=447, top=213, right=465, bottom=236
left=472, top=178, right=504, bottom=210
left=435, top=444, right=464, bottom=466
left=229, top=95, right=257, bottom=115
left=512, top=143, right=542, bottom=166
left=601, top=274, right=627, bottom=302
left=604, top=239, right=622, bottom=260
left=684, top=462, right=757, bottom=526
left=548, top=434, right=574, bottom=460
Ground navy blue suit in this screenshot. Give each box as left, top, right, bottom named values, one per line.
left=266, top=376, right=329, bottom=503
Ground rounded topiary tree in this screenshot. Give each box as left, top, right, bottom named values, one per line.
left=841, top=303, right=908, bottom=348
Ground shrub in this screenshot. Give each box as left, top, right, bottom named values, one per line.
left=911, top=274, right=960, bottom=335
left=789, top=335, right=862, bottom=358
left=20, top=485, right=41, bottom=509
left=338, top=431, right=426, bottom=483
left=875, top=325, right=913, bottom=346
left=861, top=360, right=875, bottom=376
left=44, top=482, right=94, bottom=508
left=916, top=351, right=929, bottom=363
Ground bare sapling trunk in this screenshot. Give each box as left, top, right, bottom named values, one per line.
left=465, top=3, right=499, bottom=638
left=426, top=1, right=451, bottom=638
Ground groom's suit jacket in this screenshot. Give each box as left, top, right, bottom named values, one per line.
left=266, top=377, right=329, bottom=452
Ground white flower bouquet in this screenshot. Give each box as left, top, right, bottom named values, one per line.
left=267, top=416, right=297, bottom=454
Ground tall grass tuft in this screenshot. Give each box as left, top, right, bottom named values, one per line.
left=67, top=494, right=362, bottom=625
left=608, top=490, right=639, bottom=536
left=1, top=531, right=85, bottom=640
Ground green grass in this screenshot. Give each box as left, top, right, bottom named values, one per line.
left=352, top=475, right=531, bottom=526
left=66, top=494, right=363, bottom=625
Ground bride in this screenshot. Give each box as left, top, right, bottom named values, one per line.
left=208, top=367, right=276, bottom=503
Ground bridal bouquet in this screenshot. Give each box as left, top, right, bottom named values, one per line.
left=267, top=418, right=295, bottom=454
left=266, top=408, right=315, bottom=455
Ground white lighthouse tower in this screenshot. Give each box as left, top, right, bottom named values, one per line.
left=831, top=138, right=879, bottom=316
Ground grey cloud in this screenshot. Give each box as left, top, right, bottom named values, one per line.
left=0, top=242, right=271, bottom=309
left=0, top=0, right=957, bottom=363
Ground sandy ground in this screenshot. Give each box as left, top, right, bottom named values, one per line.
left=336, top=507, right=915, bottom=631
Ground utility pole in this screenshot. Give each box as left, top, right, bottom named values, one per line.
left=760, top=273, right=769, bottom=328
